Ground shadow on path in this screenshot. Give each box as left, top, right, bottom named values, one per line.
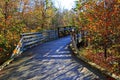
left=0, top=36, right=106, bottom=80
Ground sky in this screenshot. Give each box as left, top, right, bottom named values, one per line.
left=53, top=0, right=76, bottom=10
left=19, top=0, right=76, bottom=12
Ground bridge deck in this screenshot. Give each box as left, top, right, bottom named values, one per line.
left=0, top=36, right=106, bottom=80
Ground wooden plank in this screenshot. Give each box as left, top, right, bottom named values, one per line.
left=23, top=38, right=45, bottom=46
left=22, top=34, right=43, bottom=39
left=23, top=36, right=44, bottom=43
left=0, top=30, right=60, bottom=71
left=21, top=32, right=41, bottom=36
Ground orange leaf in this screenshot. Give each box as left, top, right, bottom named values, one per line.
left=13, top=49, right=17, bottom=54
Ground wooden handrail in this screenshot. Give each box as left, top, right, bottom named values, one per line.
left=0, top=30, right=58, bottom=70
left=0, top=27, right=71, bottom=70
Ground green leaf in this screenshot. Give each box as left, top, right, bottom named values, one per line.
left=5, top=0, right=9, bottom=2
left=0, top=8, right=3, bottom=18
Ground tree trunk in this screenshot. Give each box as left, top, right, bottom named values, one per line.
left=104, top=46, right=107, bottom=59
left=4, top=1, right=9, bottom=37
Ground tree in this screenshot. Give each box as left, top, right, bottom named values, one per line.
left=0, top=0, right=24, bottom=64
left=85, top=0, right=120, bottom=58
left=73, top=0, right=120, bottom=58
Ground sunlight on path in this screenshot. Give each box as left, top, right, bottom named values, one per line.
left=0, top=36, right=100, bottom=80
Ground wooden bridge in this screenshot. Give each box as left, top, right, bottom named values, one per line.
left=0, top=27, right=107, bottom=80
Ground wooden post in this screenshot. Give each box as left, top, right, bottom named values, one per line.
left=64, top=27, right=66, bottom=36
left=71, top=29, right=78, bottom=52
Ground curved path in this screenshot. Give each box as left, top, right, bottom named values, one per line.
left=0, top=36, right=106, bottom=80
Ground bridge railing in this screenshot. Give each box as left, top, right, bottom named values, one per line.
left=0, top=27, right=72, bottom=70
left=58, top=27, right=72, bottom=37
left=70, top=28, right=82, bottom=53
left=0, top=30, right=58, bottom=70
left=12, top=30, right=58, bottom=58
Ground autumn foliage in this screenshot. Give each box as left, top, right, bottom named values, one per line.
left=74, top=0, right=120, bottom=75
left=86, top=0, right=120, bottom=58
left=0, top=0, right=73, bottom=64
